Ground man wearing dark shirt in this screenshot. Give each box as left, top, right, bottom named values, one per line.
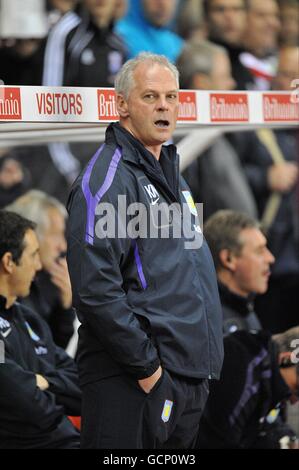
left=7, top=190, right=75, bottom=348
left=204, top=210, right=274, bottom=334
left=203, top=0, right=255, bottom=89
left=0, top=211, right=81, bottom=448
left=197, top=328, right=299, bottom=448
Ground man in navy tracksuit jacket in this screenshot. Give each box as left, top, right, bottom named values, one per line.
left=67, top=52, right=223, bottom=449
left=0, top=211, right=81, bottom=449
left=0, top=299, right=81, bottom=449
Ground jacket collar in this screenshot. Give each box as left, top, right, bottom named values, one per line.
left=0, top=295, right=6, bottom=311
left=218, top=281, right=255, bottom=318
left=106, top=123, right=180, bottom=203
left=106, top=122, right=178, bottom=168
left=0, top=295, right=15, bottom=319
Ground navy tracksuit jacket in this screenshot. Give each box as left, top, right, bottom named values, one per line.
left=67, top=123, right=224, bottom=386
left=0, top=297, right=81, bottom=448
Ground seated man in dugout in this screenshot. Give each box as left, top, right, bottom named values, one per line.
left=6, top=190, right=75, bottom=349
left=203, top=209, right=275, bottom=335
left=197, top=327, right=299, bottom=449
left=0, top=210, right=81, bottom=449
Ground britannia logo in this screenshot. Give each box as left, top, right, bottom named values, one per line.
left=0, top=87, right=22, bottom=120
left=178, top=91, right=197, bottom=121
left=210, top=93, right=249, bottom=122
left=97, top=89, right=119, bottom=121
left=263, top=94, right=299, bottom=122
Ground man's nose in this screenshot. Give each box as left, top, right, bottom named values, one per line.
left=35, top=255, right=42, bottom=272
left=157, top=96, right=169, bottom=110
left=266, top=248, right=275, bottom=265
left=58, top=236, right=67, bottom=253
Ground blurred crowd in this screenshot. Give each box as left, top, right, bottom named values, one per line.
left=0, top=0, right=298, bottom=449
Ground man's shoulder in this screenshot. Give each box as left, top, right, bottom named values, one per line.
left=10, top=301, right=53, bottom=347
left=15, top=301, right=48, bottom=330
left=68, top=141, right=137, bottom=210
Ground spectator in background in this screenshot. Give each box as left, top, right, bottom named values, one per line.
left=114, top=0, right=128, bottom=20
left=0, top=0, right=48, bottom=85
left=46, top=0, right=79, bottom=28
left=278, top=0, right=299, bottom=46
left=116, top=0, right=184, bottom=62
left=6, top=190, right=75, bottom=349
left=197, top=327, right=299, bottom=448
left=242, top=45, right=299, bottom=333
left=0, top=211, right=81, bottom=449
left=31, top=0, right=126, bottom=225
left=176, top=0, right=206, bottom=41
left=177, top=40, right=257, bottom=219
left=203, top=0, right=254, bottom=89
left=47, top=0, right=78, bottom=13
left=204, top=210, right=274, bottom=335
left=230, top=46, right=299, bottom=333
left=0, top=149, right=31, bottom=208
left=272, top=45, right=299, bottom=91
left=41, top=0, right=127, bottom=205
left=240, top=0, right=281, bottom=89
left=42, top=0, right=126, bottom=87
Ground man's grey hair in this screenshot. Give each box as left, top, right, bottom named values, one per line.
left=204, top=210, right=260, bottom=271
left=115, top=52, right=180, bottom=100
left=5, top=189, right=67, bottom=239
left=176, top=39, right=228, bottom=89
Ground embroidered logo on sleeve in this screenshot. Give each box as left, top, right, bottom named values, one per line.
left=24, top=321, right=48, bottom=355
left=161, top=400, right=173, bottom=423
left=24, top=321, right=40, bottom=342
left=182, top=191, right=198, bottom=217
left=265, top=407, right=280, bottom=424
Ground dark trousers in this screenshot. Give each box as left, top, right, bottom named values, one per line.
left=80, top=370, right=209, bottom=449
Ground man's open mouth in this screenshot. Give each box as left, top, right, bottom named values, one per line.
left=154, top=120, right=170, bottom=128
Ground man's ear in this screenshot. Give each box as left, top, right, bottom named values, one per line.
left=219, top=249, right=237, bottom=272
left=1, top=252, right=15, bottom=274
left=116, top=94, right=129, bottom=118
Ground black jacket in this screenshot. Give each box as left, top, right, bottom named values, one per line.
left=0, top=296, right=81, bottom=449
left=67, top=123, right=224, bottom=386
left=197, top=330, right=293, bottom=449
left=219, top=282, right=262, bottom=335
left=207, top=37, right=255, bottom=91
left=22, top=270, right=75, bottom=349
left=42, top=11, right=127, bottom=87
left=64, top=16, right=127, bottom=87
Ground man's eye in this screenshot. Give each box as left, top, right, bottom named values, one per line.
left=168, top=94, right=178, bottom=100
